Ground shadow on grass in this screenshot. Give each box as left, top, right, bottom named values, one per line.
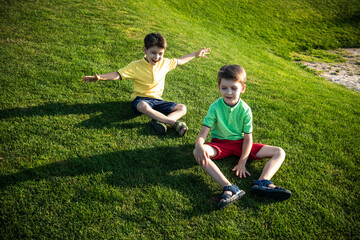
left=0, top=101, right=165, bottom=136
left=0, top=144, right=218, bottom=216
left=0, top=101, right=191, bottom=138
left=0, top=101, right=137, bottom=129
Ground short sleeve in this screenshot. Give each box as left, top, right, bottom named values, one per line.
left=203, top=103, right=217, bottom=128
left=242, top=107, right=252, bottom=134
left=166, top=58, right=178, bottom=71
left=118, top=62, right=136, bottom=80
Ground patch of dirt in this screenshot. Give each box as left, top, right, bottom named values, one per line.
left=296, top=48, right=360, bottom=92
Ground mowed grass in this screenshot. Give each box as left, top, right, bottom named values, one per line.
left=1, top=0, right=360, bottom=239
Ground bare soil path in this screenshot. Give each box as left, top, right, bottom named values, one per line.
left=298, top=48, right=360, bottom=92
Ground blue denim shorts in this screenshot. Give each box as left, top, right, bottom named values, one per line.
left=132, top=97, right=178, bottom=115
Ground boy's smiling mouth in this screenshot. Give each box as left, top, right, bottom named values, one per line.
left=150, top=58, right=160, bottom=65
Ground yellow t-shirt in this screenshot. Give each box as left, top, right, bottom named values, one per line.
left=118, top=58, right=178, bottom=100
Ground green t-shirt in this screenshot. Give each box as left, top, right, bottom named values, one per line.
left=203, top=98, right=252, bottom=140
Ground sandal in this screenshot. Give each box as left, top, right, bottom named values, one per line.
left=251, top=180, right=291, bottom=200
left=151, top=119, right=167, bottom=135
left=217, top=185, right=245, bottom=209
left=174, top=121, right=188, bottom=137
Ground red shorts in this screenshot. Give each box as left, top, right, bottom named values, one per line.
left=205, top=138, right=265, bottom=160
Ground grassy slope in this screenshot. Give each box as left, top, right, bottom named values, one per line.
left=1, top=0, right=359, bottom=239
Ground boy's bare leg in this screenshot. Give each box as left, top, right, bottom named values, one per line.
left=166, top=104, right=186, bottom=122
left=136, top=101, right=176, bottom=125
left=195, top=145, right=232, bottom=189
left=136, top=102, right=186, bottom=126
left=203, top=159, right=232, bottom=188
left=255, top=145, right=286, bottom=187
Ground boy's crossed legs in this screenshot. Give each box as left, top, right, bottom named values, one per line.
left=133, top=97, right=188, bottom=136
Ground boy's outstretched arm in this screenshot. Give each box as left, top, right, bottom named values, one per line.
left=82, top=72, right=121, bottom=84
left=177, top=47, right=210, bottom=66
left=194, top=126, right=211, bottom=167
left=232, top=133, right=253, bottom=178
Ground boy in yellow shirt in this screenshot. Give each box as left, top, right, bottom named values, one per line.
left=83, top=33, right=210, bottom=136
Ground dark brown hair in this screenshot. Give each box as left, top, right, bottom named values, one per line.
left=144, top=33, right=167, bottom=49
left=217, top=65, right=247, bottom=85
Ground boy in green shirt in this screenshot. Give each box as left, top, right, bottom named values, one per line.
left=83, top=33, right=210, bottom=136
left=194, top=65, right=291, bottom=209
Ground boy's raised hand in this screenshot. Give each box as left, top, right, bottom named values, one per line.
left=82, top=74, right=100, bottom=84
left=177, top=47, right=211, bottom=65
left=196, top=47, right=211, bottom=58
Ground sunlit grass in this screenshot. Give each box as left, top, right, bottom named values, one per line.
left=1, top=0, right=359, bottom=239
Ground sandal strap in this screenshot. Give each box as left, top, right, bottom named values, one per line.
left=253, top=180, right=273, bottom=187
left=174, top=121, right=188, bottom=137
left=218, top=185, right=245, bottom=209
left=220, top=192, right=232, bottom=200
left=151, top=119, right=167, bottom=135
left=174, top=121, right=185, bottom=130
left=222, top=185, right=240, bottom=195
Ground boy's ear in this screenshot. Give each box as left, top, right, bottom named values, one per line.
left=241, top=84, right=246, bottom=94
left=143, top=46, right=147, bottom=54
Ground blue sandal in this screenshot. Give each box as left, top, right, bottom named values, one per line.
left=217, top=185, right=245, bottom=209
left=251, top=180, right=291, bottom=200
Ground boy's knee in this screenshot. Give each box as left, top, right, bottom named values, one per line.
left=136, top=101, right=150, bottom=112
left=276, top=147, right=286, bottom=158
left=175, top=104, right=187, bottom=114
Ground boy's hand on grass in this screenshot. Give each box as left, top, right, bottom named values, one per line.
left=232, top=162, right=250, bottom=178
left=82, top=74, right=100, bottom=84
left=196, top=47, right=211, bottom=58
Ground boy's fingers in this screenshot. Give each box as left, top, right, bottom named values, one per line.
left=201, top=158, right=207, bottom=167
left=199, top=47, right=210, bottom=58
left=82, top=76, right=95, bottom=82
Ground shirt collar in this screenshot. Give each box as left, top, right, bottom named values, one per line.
left=142, top=57, right=153, bottom=69
left=222, top=98, right=241, bottom=111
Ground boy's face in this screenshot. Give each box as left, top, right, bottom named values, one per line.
left=143, top=46, right=165, bottom=65
left=218, top=78, right=246, bottom=106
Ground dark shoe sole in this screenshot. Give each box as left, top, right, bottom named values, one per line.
left=251, top=187, right=291, bottom=200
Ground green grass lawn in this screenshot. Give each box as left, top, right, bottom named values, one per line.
left=1, top=0, right=360, bottom=239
